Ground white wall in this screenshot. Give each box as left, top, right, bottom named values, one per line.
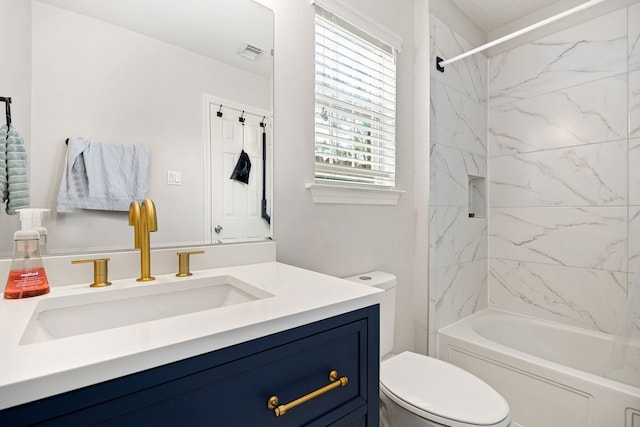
left=0, top=0, right=31, bottom=248
left=263, top=0, right=424, bottom=353
left=0, top=0, right=30, bottom=137
left=413, top=0, right=432, bottom=355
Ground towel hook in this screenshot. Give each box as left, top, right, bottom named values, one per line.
left=239, top=111, right=246, bottom=124
left=260, top=116, right=266, bottom=128
left=241, top=116, right=246, bottom=150
left=0, top=97, right=11, bottom=127
left=217, top=104, right=223, bottom=117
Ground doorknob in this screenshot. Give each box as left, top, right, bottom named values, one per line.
left=214, top=225, right=223, bottom=233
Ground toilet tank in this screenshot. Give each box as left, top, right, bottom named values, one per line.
left=346, top=271, right=397, bottom=357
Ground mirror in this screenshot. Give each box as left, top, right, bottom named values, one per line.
left=0, top=0, right=273, bottom=257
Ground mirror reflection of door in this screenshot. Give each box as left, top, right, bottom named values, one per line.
left=209, top=101, right=271, bottom=243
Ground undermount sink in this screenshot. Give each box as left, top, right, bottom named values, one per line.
left=19, top=275, right=273, bottom=345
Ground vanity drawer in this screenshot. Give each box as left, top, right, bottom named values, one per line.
left=0, top=306, right=379, bottom=426
left=89, top=319, right=369, bottom=426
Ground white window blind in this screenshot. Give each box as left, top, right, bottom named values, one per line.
left=314, top=6, right=397, bottom=188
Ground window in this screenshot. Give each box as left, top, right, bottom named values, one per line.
left=314, top=4, right=397, bottom=189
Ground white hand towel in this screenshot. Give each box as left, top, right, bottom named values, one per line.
left=57, top=137, right=150, bottom=212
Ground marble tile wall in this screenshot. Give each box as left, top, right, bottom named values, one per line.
left=488, top=9, right=627, bottom=106
left=429, top=15, right=487, bottom=355
left=487, top=4, right=640, bottom=334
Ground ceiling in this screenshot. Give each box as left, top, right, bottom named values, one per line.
left=35, top=0, right=274, bottom=78
left=449, top=0, right=561, bottom=32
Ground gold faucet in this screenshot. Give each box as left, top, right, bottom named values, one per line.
left=129, top=199, right=158, bottom=282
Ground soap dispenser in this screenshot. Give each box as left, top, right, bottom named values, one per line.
left=4, top=229, right=50, bottom=299
left=17, top=208, right=50, bottom=254
left=4, top=209, right=51, bottom=299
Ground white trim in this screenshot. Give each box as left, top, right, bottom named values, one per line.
left=202, top=95, right=213, bottom=244
left=311, top=0, right=403, bottom=52
left=307, top=182, right=404, bottom=205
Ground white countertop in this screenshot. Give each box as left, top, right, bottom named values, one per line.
left=0, top=262, right=382, bottom=410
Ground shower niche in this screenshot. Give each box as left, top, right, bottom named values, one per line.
left=468, top=175, right=486, bottom=218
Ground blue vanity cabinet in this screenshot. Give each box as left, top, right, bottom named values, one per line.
left=0, top=305, right=379, bottom=426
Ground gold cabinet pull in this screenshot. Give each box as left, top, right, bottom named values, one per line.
left=176, top=250, right=205, bottom=277
left=71, top=258, right=111, bottom=288
left=267, top=370, right=348, bottom=417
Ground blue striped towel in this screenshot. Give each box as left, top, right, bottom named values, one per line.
left=0, top=124, right=7, bottom=203
left=5, top=125, right=29, bottom=214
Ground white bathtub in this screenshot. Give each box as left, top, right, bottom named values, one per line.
left=437, top=309, right=640, bottom=427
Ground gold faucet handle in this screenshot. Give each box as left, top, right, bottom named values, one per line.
left=72, top=258, right=112, bottom=288
left=176, top=251, right=205, bottom=277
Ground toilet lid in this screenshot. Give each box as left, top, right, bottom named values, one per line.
left=380, top=352, right=510, bottom=426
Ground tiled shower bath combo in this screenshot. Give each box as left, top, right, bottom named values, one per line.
left=430, top=3, right=640, bottom=426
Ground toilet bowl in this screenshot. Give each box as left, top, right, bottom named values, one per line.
left=346, top=272, right=511, bottom=427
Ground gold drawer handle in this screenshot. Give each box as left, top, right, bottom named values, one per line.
left=267, top=370, right=348, bottom=417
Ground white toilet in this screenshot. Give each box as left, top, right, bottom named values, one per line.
left=347, top=271, right=511, bottom=427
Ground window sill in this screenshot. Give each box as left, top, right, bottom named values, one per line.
left=306, top=183, right=405, bottom=205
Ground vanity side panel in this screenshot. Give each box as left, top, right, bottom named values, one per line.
left=366, top=304, right=380, bottom=426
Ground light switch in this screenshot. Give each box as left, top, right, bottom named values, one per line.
left=168, top=170, right=182, bottom=186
